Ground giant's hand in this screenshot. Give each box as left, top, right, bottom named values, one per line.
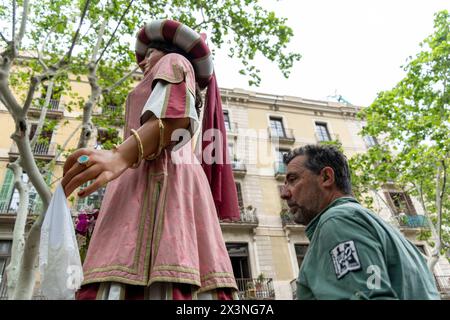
left=61, top=148, right=130, bottom=198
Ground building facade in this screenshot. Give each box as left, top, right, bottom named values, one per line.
left=0, top=76, right=449, bottom=299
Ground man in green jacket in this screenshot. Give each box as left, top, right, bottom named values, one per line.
left=280, top=144, right=440, bottom=300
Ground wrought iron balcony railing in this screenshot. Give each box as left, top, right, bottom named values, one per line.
left=0, top=202, right=41, bottom=215
left=274, top=161, right=287, bottom=181
left=315, top=132, right=340, bottom=143
left=397, top=215, right=429, bottom=229
left=235, top=278, right=275, bottom=300
left=280, top=208, right=296, bottom=226
left=231, top=160, right=247, bottom=177
left=220, top=206, right=258, bottom=225
left=274, top=161, right=286, bottom=175
left=28, top=99, right=64, bottom=119
left=9, top=141, right=57, bottom=159
left=434, top=275, right=450, bottom=297
left=268, top=127, right=295, bottom=143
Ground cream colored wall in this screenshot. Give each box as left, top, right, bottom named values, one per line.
left=0, top=113, right=17, bottom=158
left=259, top=177, right=282, bottom=216
left=270, top=236, right=293, bottom=281
left=51, top=119, right=83, bottom=157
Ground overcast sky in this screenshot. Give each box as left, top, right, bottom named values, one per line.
left=213, top=0, right=450, bottom=107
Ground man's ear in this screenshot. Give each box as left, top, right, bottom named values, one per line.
left=321, top=167, right=335, bottom=186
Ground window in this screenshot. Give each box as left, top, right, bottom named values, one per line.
left=226, top=242, right=251, bottom=289
left=270, top=117, right=286, bottom=137
left=223, top=110, right=231, bottom=131
left=276, top=149, right=289, bottom=174
left=385, top=191, right=417, bottom=216
left=235, top=182, right=244, bottom=209
left=277, top=149, right=290, bottom=163
left=8, top=172, right=41, bottom=214
left=294, top=244, right=309, bottom=270
left=228, top=143, right=235, bottom=160
left=0, top=240, right=12, bottom=298
left=364, top=135, right=378, bottom=148
left=0, top=169, right=14, bottom=213
left=315, top=122, right=331, bottom=141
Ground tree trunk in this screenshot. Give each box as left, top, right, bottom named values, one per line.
left=428, top=164, right=444, bottom=272
left=4, top=162, right=28, bottom=299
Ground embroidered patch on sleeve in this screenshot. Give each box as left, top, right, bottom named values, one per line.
left=330, top=240, right=362, bottom=279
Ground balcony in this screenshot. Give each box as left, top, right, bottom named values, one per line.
left=235, top=278, right=276, bottom=300
left=315, top=132, right=340, bottom=144
left=274, top=161, right=287, bottom=181
left=231, top=159, right=247, bottom=178
left=434, top=275, right=450, bottom=299
left=398, top=215, right=429, bottom=229
left=220, top=206, right=258, bottom=230
left=280, top=208, right=296, bottom=226
left=225, top=122, right=239, bottom=136
left=280, top=208, right=306, bottom=234
left=0, top=200, right=43, bottom=216
left=93, top=105, right=125, bottom=126
left=28, top=99, right=64, bottom=119
left=267, top=127, right=295, bottom=144
left=9, top=141, right=57, bottom=161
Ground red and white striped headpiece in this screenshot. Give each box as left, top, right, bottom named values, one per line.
left=135, top=19, right=214, bottom=89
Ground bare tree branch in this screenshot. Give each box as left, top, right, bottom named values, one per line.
left=16, top=0, right=30, bottom=50
left=0, top=32, right=9, bottom=44
left=30, top=81, right=54, bottom=148
left=22, top=76, right=40, bottom=114
left=12, top=0, right=16, bottom=41
left=102, top=65, right=139, bottom=95
left=61, top=0, right=92, bottom=65
left=0, top=77, right=23, bottom=116
left=36, top=29, right=55, bottom=71
left=193, top=6, right=211, bottom=30
left=95, top=0, right=135, bottom=65
left=90, top=17, right=107, bottom=64
left=5, top=160, right=28, bottom=299
left=23, top=67, right=68, bottom=114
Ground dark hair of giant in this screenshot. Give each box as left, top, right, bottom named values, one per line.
left=283, top=144, right=352, bottom=194
left=147, top=41, right=203, bottom=117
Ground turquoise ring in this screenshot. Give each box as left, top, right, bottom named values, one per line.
left=77, top=155, right=90, bottom=167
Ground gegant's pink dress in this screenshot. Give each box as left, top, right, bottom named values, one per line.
left=76, top=53, right=237, bottom=300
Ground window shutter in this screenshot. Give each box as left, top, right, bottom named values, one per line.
left=0, top=169, right=14, bottom=212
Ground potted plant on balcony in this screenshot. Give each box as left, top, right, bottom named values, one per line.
left=255, top=273, right=266, bottom=292
left=245, top=281, right=256, bottom=299
left=280, top=208, right=292, bottom=225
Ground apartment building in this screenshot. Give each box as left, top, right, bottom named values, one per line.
left=0, top=76, right=449, bottom=299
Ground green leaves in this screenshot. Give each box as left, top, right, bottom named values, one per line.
left=350, top=10, right=450, bottom=258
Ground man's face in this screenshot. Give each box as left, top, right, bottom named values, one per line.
left=280, top=155, right=324, bottom=225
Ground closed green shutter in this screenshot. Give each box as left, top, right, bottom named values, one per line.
left=0, top=169, right=14, bottom=212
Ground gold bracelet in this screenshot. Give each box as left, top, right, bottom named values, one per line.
left=144, top=119, right=165, bottom=161
left=130, top=129, right=144, bottom=168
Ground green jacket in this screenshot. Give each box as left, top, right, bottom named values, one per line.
left=297, top=197, right=440, bottom=300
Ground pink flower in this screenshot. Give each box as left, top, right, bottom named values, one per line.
left=75, top=213, right=89, bottom=235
